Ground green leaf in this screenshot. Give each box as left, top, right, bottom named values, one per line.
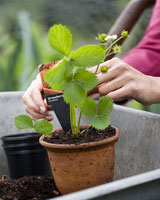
left=74, top=69, right=98, bottom=91
left=70, top=45, right=106, bottom=67
left=81, top=98, right=96, bottom=118
left=90, top=115, right=110, bottom=130
left=97, top=96, right=113, bottom=116
left=44, top=60, right=73, bottom=91
left=14, top=115, right=33, bottom=130
left=89, top=97, right=113, bottom=130
left=63, top=81, right=86, bottom=106
left=34, top=119, right=53, bottom=135
left=49, top=24, right=72, bottom=56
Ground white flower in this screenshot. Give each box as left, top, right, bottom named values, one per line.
left=105, top=35, right=118, bottom=42
left=112, top=35, right=118, bottom=40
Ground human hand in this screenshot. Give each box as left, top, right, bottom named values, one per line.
left=90, top=57, right=160, bottom=105
left=22, top=73, right=53, bottom=121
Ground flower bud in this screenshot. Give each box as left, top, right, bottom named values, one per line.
left=98, top=33, right=107, bottom=43
left=100, top=66, right=108, bottom=74
left=113, top=44, right=122, bottom=54
left=121, top=30, right=128, bottom=38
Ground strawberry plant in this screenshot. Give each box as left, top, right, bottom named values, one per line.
left=15, top=24, right=128, bottom=136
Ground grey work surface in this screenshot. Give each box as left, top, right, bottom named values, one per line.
left=52, top=168, right=160, bottom=200
left=0, top=91, right=160, bottom=199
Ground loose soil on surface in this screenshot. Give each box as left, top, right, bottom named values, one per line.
left=44, top=125, right=116, bottom=145
left=0, top=176, right=60, bottom=200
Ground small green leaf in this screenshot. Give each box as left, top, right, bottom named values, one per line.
left=97, top=96, right=113, bottom=116
left=90, top=115, right=110, bottom=130
left=49, top=24, right=72, bottom=56
left=74, top=69, right=98, bottom=91
left=44, top=60, right=73, bottom=91
left=34, top=119, right=53, bottom=135
left=63, top=81, right=86, bottom=106
left=14, top=115, right=33, bottom=130
left=81, top=98, right=96, bottom=118
left=70, top=45, right=106, bottom=67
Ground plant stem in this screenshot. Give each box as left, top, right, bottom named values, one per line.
left=77, top=110, right=82, bottom=134
left=95, top=64, right=100, bottom=74
left=106, top=51, right=115, bottom=57
left=80, top=125, right=91, bottom=135
left=105, top=41, right=113, bottom=58
left=106, top=36, right=123, bottom=56
left=70, top=105, right=76, bottom=136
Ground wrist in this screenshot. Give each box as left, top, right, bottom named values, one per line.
left=150, top=76, right=160, bottom=104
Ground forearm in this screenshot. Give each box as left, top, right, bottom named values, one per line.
left=123, top=0, right=160, bottom=76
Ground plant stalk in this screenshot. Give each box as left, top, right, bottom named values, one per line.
left=70, top=105, right=77, bottom=136
left=77, top=110, right=82, bottom=134
left=94, top=36, right=123, bottom=74
left=95, top=64, right=100, bottom=74
left=106, top=36, right=123, bottom=56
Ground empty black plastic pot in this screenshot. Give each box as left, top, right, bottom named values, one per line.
left=1, top=132, right=51, bottom=179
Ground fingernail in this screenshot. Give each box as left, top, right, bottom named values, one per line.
left=40, top=106, right=46, bottom=114
left=45, top=116, right=53, bottom=121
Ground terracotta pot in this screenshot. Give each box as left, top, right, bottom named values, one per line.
left=39, top=61, right=63, bottom=96
left=39, top=126, right=120, bottom=194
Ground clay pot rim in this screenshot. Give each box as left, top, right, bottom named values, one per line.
left=44, top=88, right=63, bottom=95
left=39, top=125, right=120, bottom=150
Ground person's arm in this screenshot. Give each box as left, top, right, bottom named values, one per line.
left=123, top=0, right=160, bottom=76
left=95, top=57, right=160, bottom=105
left=93, top=0, right=160, bottom=105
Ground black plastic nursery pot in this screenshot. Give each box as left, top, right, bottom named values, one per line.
left=1, top=132, right=51, bottom=179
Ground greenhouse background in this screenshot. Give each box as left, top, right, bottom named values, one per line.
left=0, top=0, right=158, bottom=113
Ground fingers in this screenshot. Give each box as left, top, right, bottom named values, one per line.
left=88, top=86, right=99, bottom=96
left=25, top=106, right=53, bottom=121
left=23, top=93, right=41, bottom=114
left=97, top=68, right=120, bottom=85
left=88, top=58, right=123, bottom=97
left=88, top=93, right=100, bottom=100
left=98, top=73, right=129, bottom=96
left=105, top=86, right=131, bottom=100
left=88, top=57, right=142, bottom=102
left=22, top=74, right=53, bottom=120
left=88, top=66, right=97, bottom=73
left=97, top=58, right=129, bottom=84
left=23, top=86, right=46, bottom=114
left=94, top=57, right=142, bottom=101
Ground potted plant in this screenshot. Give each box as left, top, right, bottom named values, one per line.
left=15, top=24, right=128, bottom=194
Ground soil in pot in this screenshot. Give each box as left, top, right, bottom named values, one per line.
left=0, top=176, right=60, bottom=200
left=44, top=125, right=116, bottom=144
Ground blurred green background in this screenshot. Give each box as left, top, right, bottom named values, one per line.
left=0, top=0, right=159, bottom=113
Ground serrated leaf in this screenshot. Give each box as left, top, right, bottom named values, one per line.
left=97, top=96, right=113, bottom=116
left=70, top=45, right=106, bottom=67
left=90, top=115, right=110, bottom=130
left=14, top=115, right=33, bottom=130
left=44, top=60, right=73, bottom=91
left=63, top=81, right=86, bottom=106
left=34, top=119, right=53, bottom=135
left=74, top=69, right=98, bottom=91
left=49, top=24, right=72, bottom=56
left=81, top=98, right=96, bottom=118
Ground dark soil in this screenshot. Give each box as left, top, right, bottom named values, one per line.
left=0, top=176, right=60, bottom=200
left=44, top=125, right=116, bottom=145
